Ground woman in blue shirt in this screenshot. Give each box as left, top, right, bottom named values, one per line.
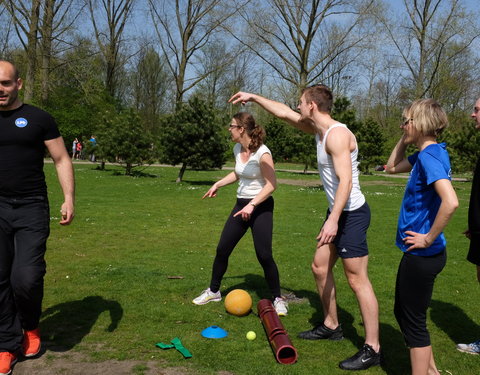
left=386, top=99, right=458, bottom=375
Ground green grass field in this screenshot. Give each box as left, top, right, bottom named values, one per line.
left=41, top=162, right=480, bottom=375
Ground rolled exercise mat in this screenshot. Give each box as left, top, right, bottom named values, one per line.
left=257, top=299, right=298, bottom=364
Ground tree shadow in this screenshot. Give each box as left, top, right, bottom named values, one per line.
left=182, top=180, right=217, bottom=186
left=430, top=299, right=480, bottom=344
left=40, top=295, right=123, bottom=352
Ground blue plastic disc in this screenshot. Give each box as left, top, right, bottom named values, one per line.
left=201, top=325, right=228, bottom=339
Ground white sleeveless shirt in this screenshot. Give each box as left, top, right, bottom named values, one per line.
left=316, top=123, right=365, bottom=211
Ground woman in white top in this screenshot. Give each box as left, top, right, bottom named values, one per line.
left=192, top=112, right=288, bottom=316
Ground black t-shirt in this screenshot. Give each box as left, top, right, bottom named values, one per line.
left=469, top=156, right=480, bottom=233
left=0, top=104, right=61, bottom=197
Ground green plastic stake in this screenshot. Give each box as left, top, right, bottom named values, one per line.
left=155, top=337, right=192, bottom=359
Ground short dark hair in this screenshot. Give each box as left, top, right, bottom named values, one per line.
left=301, top=84, right=333, bottom=113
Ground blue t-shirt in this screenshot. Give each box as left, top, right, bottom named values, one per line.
left=396, top=143, right=451, bottom=256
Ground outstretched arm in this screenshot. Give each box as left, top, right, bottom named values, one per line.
left=202, top=171, right=238, bottom=199
left=229, top=91, right=315, bottom=134
left=45, top=136, right=75, bottom=225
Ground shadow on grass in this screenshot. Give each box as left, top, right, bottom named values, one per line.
left=40, top=295, right=123, bottom=352
left=225, top=273, right=411, bottom=373
left=379, top=322, right=410, bottom=375
left=225, top=274, right=359, bottom=340
left=182, top=180, right=217, bottom=186
left=278, top=284, right=367, bottom=347
left=430, top=299, right=480, bottom=343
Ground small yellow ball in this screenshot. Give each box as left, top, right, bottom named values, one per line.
left=246, top=331, right=256, bottom=340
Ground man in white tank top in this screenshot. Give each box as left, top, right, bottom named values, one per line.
left=229, top=86, right=381, bottom=371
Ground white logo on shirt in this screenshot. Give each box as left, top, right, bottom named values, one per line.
left=15, top=118, right=28, bottom=128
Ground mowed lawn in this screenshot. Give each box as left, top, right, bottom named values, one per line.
left=38, top=162, right=479, bottom=375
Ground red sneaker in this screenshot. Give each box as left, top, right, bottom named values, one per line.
left=0, top=352, right=17, bottom=375
left=22, top=328, right=41, bottom=357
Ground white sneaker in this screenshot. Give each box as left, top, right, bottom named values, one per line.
left=274, top=297, right=288, bottom=316
left=192, top=288, right=222, bottom=305
left=457, top=340, right=480, bottom=354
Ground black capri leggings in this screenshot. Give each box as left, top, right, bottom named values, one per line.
left=394, top=250, right=446, bottom=348
left=209, top=197, right=281, bottom=298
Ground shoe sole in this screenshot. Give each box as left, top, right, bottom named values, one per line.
left=192, top=297, right=221, bottom=305
left=456, top=347, right=479, bottom=355
left=299, top=336, right=344, bottom=340
left=23, top=341, right=41, bottom=358
left=339, top=361, right=381, bottom=371
left=298, top=333, right=344, bottom=340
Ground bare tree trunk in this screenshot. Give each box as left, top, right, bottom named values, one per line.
left=125, top=162, right=132, bottom=176
left=149, top=0, right=242, bottom=108
left=231, top=0, right=376, bottom=98
left=88, top=0, right=134, bottom=99
left=176, top=163, right=187, bottom=183
left=379, top=0, right=480, bottom=100
left=23, top=0, right=40, bottom=102
left=40, top=0, right=54, bottom=105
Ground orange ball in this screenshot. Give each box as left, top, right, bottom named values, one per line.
left=224, top=289, right=252, bottom=316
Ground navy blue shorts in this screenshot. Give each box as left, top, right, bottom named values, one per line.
left=325, top=202, right=370, bottom=259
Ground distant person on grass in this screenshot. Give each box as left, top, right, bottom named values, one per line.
left=192, top=112, right=288, bottom=316
left=88, top=135, right=97, bottom=162
left=456, top=97, right=480, bottom=355
left=0, top=60, right=75, bottom=375
left=386, top=99, right=458, bottom=375
left=229, top=86, right=381, bottom=371
left=72, top=137, right=78, bottom=159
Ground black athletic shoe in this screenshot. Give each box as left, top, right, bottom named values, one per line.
left=298, top=323, right=344, bottom=340
left=338, top=344, right=381, bottom=371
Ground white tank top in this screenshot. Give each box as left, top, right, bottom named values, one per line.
left=316, top=123, right=365, bottom=211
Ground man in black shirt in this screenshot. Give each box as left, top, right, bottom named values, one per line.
left=0, top=60, right=75, bottom=374
left=456, top=98, right=480, bottom=355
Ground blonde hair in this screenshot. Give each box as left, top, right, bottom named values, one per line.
left=403, top=98, right=448, bottom=137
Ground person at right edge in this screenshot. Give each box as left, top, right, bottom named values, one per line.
left=456, top=97, right=480, bottom=355
left=386, top=98, right=458, bottom=375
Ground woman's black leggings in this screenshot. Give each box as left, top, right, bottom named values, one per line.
left=209, top=197, right=281, bottom=298
left=394, top=250, right=446, bottom=348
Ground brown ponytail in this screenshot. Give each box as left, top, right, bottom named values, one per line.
left=232, top=112, right=266, bottom=152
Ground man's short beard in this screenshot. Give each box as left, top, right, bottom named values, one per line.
left=0, top=94, right=18, bottom=108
